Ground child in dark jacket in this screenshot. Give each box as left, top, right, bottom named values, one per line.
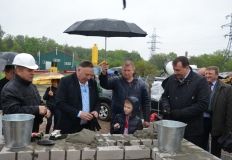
left=112, top=96, right=143, bottom=134
left=43, top=79, right=59, bottom=134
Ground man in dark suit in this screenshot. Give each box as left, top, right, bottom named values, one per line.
left=203, top=66, right=232, bottom=158
left=56, top=61, right=99, bottom=134
left=161, top=56, right=209, bottom=148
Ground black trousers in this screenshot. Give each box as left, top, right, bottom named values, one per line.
left=202, top=117, right=212, bottom=151
left=202, top=117, right=221, bottom=158
left=211, top=136, right=221, bottom=158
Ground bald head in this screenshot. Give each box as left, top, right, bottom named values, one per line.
left=197, top=67, right=207, bottom=77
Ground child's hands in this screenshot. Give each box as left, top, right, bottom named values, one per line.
left=114, top=123, right=120, bottom=129
left=48, top=90, right=54, bottom=96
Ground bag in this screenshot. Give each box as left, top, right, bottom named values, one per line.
left=218, top=133, right=232, bottom=153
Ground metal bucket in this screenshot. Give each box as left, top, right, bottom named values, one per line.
left=2, top=114, right=35, bottom=148
left=155, top=120, right=187, bottom=153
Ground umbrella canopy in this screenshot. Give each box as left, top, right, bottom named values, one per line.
left=33, top=72, right=64, bottom=85
left=64, top=18, right=147, bottom=59
left=64, top=18, right=147, bottom=37
left=0, top=52, right=18, bottom=71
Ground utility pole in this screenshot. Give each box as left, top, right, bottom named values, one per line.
left=221, top=13, right=232, bottom=62
left=147, top=28, right=160, bottom=57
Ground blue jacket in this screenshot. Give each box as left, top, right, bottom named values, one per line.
left=99, top=74, right=151, bottom=121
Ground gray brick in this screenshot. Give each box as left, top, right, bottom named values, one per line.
left=97, top=146, right=124, bottom=160
left=18, top=150, right=33, bottom=160
left=105, top=139, right=117, bottom=146
left=152, top=147, right=159, bottom=160
left=51, top=148, right=65, bottom=160
left=125, top=145, right=151, bottom=160
left=141, top=139, right=152, bottom=147
left=0, top=147, right=15, bottom=160
left=33, top=148, right=49, bottom=160
left=117, top=139, right=129, bottom=146
left=130, top=139, right=141, bottom=145
left=82, top=147, right=96, bottom=160
left=153, top=139, right=158, bottom=147
left=66, top=148, right=81, bottom=160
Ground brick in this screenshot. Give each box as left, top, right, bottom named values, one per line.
left=141, top=139, right=152, bottom=147
left=105, top=139, right=117, bottom=146
left=82, top=147, right=96, bottom=160
left=18, top=150, right=33, bottom=160
left=51, top=148, right=65, bottom=160
left=152, top=147, right=159, bottom=160
left=0, top=147, right=16, bottom=160
left=97, top=146, right=124, bottom=160
left=129, top=139, right=141, bottom=145
left=117, top=139, right=129, bottom=146
left=125, top=145, right=151, bottom=160
left=66, top=148, right=81, bottom=160
left=153, top=139, right=158, bottom=147
left=33, top=148, right=49, bottom=160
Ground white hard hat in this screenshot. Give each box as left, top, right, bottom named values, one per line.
left=165, top=61, right=174, bottom=75
left=12, top=53, right=38, bottom=69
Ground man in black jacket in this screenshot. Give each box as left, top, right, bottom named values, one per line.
left=0, top=65, right=15, bottom=110
left=1, top=53, right=50, bottom=132
left=100, top=60, right=151, bottom=129
left=203, top=66, right=232, bottom=158
left=161, top=56, right=209, bottom=148
left=55, top=61, right=99, bottom=134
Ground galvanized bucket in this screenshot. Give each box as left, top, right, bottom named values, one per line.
left=155, top=120, right=187, bottom=153
left=2, top=114, right=35, bottom=148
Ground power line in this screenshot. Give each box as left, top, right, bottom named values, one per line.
left=147, top=28, right=161, bottom=57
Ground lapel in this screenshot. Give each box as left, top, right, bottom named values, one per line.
left=71, top=74, right=82, bottom=107
left=211, top=80, right=222, bottom=111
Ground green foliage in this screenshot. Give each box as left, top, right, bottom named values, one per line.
left=149, top=52, right=177, bottom=73
left=135, top=60, right=158, bottom=77
left=189, top=50, right=232, bottom=72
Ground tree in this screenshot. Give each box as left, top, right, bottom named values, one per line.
left=0, top=25, right=5, bottom=39
left=149, top=52, right=177, bottom=72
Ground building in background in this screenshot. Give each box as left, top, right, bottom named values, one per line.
left=34, top=51, right=76, bottom=71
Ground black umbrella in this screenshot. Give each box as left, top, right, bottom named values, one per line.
left=0, top=52, right=18, bottom=71
left=64, top=18, right=147, bottom=59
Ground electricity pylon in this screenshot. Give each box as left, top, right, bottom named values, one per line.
left=221, top=13, right=232, bottom=62
left=147, top=28, right=160, bottom=57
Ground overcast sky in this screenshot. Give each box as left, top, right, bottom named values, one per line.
left=0, top=0, right=232, bottom=60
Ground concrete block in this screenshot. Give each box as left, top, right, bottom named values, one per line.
left=33, top=148, right=49, bottom=160
left=141, top=139, right=153, bottom=147
left=117, top=139, right=130, bottom=146
left=97, top=146, right=124, bottom=160
left=18, top=150, right=33, bottom=160
left=153, top=139, right=158, bottom=147
left=101, top=133, right=111, bottom=137
left=125, top=145, right=151, bottom=160
left=0, top=147, right=16, bottom=160
left=130, top=139, right=141, bottom=145
left=66, top=148, right=81, bottom=160
left=51, top=148, right=65, bottom=160
left=156, top=151, right=221, bottom=160
left=82, top=147, right=96, bottom=160
left=105, top=139, right=117, bottom=146
left=123, top=134, right=138, bottom=141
